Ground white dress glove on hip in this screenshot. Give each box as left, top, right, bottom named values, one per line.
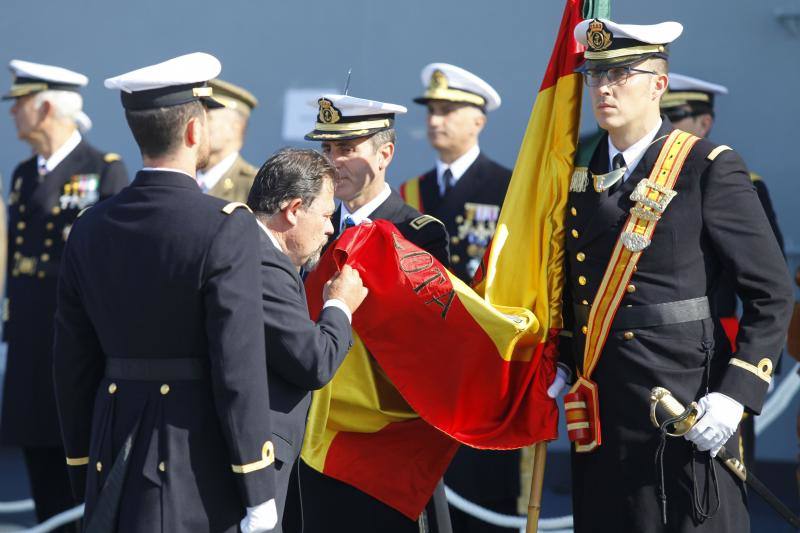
left=683, top=392, right=744, bottom=457
left=240, top=498, right=278, bottom=533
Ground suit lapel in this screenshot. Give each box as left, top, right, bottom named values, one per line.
left=439, top=154, right=487, bottom=211
left=571, top=135, right=615, bottom=247
left=368, top=191, right=405, bottom=221
left=328, top=190, right=404, bottom=250
left=30, top=141, right=89, bottom=215
left=418, top=169, right=440, bottom=214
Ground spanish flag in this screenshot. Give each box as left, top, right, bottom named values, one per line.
left=301, top=0, right=588, bottom=519
left=302, top=221, right=555, bottom=519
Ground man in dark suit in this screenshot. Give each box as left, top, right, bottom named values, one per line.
left=1, top=59, right=128, bottom=530
left=552, top=19, right=793, bottom=532
left=52, top=53, right=277, bottom=533
left=661, top=72, right=786, bottom=471
left=297, top=93, right=451, bottom=532
left=245, top=147, right=367, bottom=531
left=197, top=78, right=260, bottom=202
left=401, top=63, right=516, bottom=531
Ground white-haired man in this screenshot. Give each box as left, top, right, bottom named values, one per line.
left=1, top=60, right=128, bottom=529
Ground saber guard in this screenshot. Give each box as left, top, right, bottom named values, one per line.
left=649, top=386, right=700, bottom=436
left=565, top=376, right=601, bottom=452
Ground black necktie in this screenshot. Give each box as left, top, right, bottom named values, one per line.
left=442, top=168, right=454, bottom=196
left=609, top=153, right=626, bottom=195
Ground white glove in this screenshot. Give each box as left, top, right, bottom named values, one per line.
left=240, top=498, right=278, bottom=533
left=547, top=366, right=570, bottom=399
left=683, top=392, right=744, bottom=457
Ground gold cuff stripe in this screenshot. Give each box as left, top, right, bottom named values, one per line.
left=66, top=456, right=89, bottom=466
left=564, top=401, right=586, bottom=410
left=421, top=88, right=486, bottom=107
left=231, top=441, right=275, bottom=474
left=314, top=118, right=391, bottom=132
left=707, top=145, right=732, bottom=161
left=566, top=422, right=590, bottom=431
left=729, top=357, right=773, bottom=384
left=584, top=44, right=665, bottom=60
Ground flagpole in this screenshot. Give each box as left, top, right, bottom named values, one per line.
left=525, top=441, right=547, bottom=533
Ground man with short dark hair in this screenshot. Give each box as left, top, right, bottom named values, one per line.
left=53, top=53, right=277, bottom=533
left=1, top=59, right=128, bottom=530
left=246, top=148, right=367, bottom=531
left=298, top=94, right=452, bottom=532
left=553, top=18, right=793, bottom=531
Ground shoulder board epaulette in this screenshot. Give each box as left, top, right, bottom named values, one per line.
left=222, top=201, right=252, bottom=215
left=749, top=172, right=762, bottom=182
left=77, top=206, right=93, bottom=218
left=707, top=145, right=732, bottom=161
left=409, top=214, right=442, bottom=230
left=104, top=153, right=121, bottom=163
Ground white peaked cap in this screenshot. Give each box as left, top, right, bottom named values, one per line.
left=305, top=94, right=407, bottom=141
left=573, top=19, right=683, bottom=48
left=104, top=52, right=221, bottom=93
left=668, top=73, right=728, bottom=95
left=415, top=62, right=501, bottom=112
left=9, top=59, right=88, bottom=86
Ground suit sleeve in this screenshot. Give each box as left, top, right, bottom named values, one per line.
left=99, top=159, right=129, bottom=199
left=701, top=150, right=794, bottom=413
left=203, top=211, right=275, bottom=506
left=558, top=255, right=577, bottom=377
left=52, top=228, right=105, bottom=501
left=261, top=250, right=353, bottom=390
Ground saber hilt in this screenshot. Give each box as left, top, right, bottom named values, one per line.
left=649, top=386, right=700, bottom=436
left=649, top=386, right=800, bottom=529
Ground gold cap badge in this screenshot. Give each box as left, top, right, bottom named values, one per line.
left=587, top=19, right=612, bottom=51
left=429, top=69, right=448, bottom=92
left=317, top=98, right=341, bottom=124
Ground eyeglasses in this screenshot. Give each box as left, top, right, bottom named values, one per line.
left=583, top=66, right=658, bottom=87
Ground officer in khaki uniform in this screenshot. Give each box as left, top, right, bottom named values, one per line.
left=661, top=73, right=785, bottom=472
left=400, top=63, right=514, bottom=532
left=553, top=19, right=793, bottom=532
left=197, top=78, right=259, bottom=202
left=0, top=60, right=128, bottom=530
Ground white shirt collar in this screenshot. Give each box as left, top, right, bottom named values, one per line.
left=37, top=130, right=82, bottom=173
left=196, top=151, right=239, bottom=193
left=256, top=219, right=283, bottom=251
left=140, top=167, right=197, bottom=181
left=435, top=144, right=480, bottom=196
left=339, top=183, right=391, bottom=232
left=607, top=119, right=662, bottom=182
